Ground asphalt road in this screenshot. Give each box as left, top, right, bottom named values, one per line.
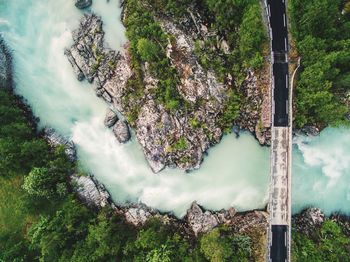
left=267, top=0, right=290, bottom=261
left=270, top=225, right=288, bottom=262
left=267, top=0, right=289, bottom=128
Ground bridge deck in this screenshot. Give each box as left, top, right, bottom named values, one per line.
left=270, top=127, right=290, bottom=225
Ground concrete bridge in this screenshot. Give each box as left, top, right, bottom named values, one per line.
left=263, top=0, right=293, bottom=261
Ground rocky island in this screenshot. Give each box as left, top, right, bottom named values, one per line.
left=65, top=0, right=271, bottom=173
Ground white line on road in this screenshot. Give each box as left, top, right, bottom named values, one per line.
left=268, top=5, right=271, bottom=17
left=286, top=100, right=288, bottom=113
left=286, top=75, right=288, bottom=88
left=285, top=232, right=287, bottom=247
left=283, top=13, right=286, bottom=27
left=284, top=37, right=288, bottom=51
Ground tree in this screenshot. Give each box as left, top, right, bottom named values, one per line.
left=200, top=228, right=234, bottom=262
left=238, top=3, right=266, bottom=69
left=71, top=210, right=134, bottom=261
left=200, top=227, right=251, bottom=262
left=23, top=149, right=71, bottom=200
left=29, top=199, right=92, bottom=261
left=137, top=38, right=159, bottom=62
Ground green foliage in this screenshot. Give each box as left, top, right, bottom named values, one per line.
left=123, top=218, right=197, bottom=262
left=199, top=0, right=266, bottom=74
left=172, top=137, right=188, bottom=151
left=218, top=90, right=241, bottom=132
left=145, top=0, right=191, bottom=18
left=200, top=226, right=251, bottom=262
left=29, top=198, right=93, bottom=261
left=125, top=0, right=184, bottom=112
left=292, top=220, right=350, bottom=262
left=238, top=3, right=266, bottom=69
left=137, top=38, right=160, bottom=62
left=23, top=146, right=72, bottom=200
left=289, top=0, right=350, bottom=127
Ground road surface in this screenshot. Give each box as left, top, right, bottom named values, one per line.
left=265, top=0, right=292, bottom=261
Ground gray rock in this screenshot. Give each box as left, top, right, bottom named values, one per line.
left=304, top=208, right=325, bottom=225
left=65, top=14, right=118, bottom=89
left=186, top=202, right=219, bottom=236
left=125, top=204, right=154, bottom=226
left=292, top=208, right=325, bottom=236
left=302, top=125, right=320, bottom=136
left=104, top=108, right=118, bottom=128
left=75, top=0, right=92, bottom=9
left=64, top=49, right=85, bottom=81
left=71, top=174, right=110, bottom=208
left=113, top=120, right=130, bottom=143
left=43, top=127, right=76, bottom=162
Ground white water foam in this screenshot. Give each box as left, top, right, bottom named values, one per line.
left=1, top=0, right=349, bottom=217
left=292, top=127, right=350, bottom=215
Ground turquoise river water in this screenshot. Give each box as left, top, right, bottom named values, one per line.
left=0, top=0, right=349, bottom=217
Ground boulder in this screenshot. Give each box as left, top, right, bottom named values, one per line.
left=125, top=204, right=154, bottom=226
left=113, top=120, right=130, bottom=143
left=71, top=174, right=110, bottom=208
left=301, top=125, right=320, bottom=136
left=75, top=0, right=92, bottom=9
left=43, top=127, right=76, bottom=162
left=104, top=108, right=118, bottom=128
left=186, top=202, right=219, bottom=236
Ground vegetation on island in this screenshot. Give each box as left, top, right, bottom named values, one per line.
left=289, top=0, right=350, bottom=128
left=122, top=0, right=266, bottom=131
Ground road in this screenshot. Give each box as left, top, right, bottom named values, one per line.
left=265, top=0, right=292, bottom=261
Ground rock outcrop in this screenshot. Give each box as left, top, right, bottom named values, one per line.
left=292, top=208, right=325, bottom=236
left=0, top=37, right=12, bottom=89
left=65, top=14, right=124, bottom=104
left=124, top=204, right=155, bottom=226
left=75, top=0, right=92, bottom=9
left=185, top=202, right=240, bottom=235
left=186, top=202, right=220, bottom=235
left=43, top=127, right=77, bottom=162
left=71, top=174, right=111, bottom=208
left=65, top=10, right=271, bottom=172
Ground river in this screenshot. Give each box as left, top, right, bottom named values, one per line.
left=0, top=0, right=349, bottom=217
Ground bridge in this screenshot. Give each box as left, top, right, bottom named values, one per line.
left=263, top=0, right=293, bottom=261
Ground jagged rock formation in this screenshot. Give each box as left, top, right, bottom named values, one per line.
left=43, top=127, right=77, bottom=162
left=292, top=208, right=325, bottom=236
left=65, top=14, right=131, bottom=143
left=65, top=9, right=271, bottom=172
left=75, top=0, right=92, bottom=9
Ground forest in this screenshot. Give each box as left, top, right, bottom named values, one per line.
left=289, top=0, right=350, bottom=128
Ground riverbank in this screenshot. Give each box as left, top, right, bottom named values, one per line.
left=0, top=50, right=266, bottom=259
left=65, top=0, right=271, bottom=173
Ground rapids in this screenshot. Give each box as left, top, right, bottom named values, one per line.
left=0, top=0, right=349, bottom=217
